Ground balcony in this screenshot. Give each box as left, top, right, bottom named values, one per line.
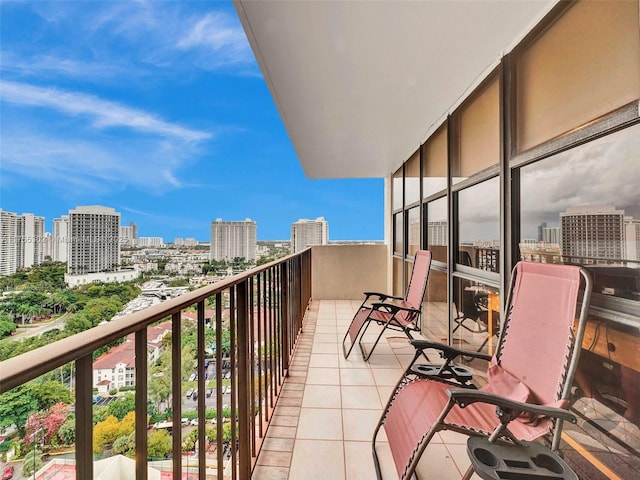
left=1, top=244, right=637, bottom=479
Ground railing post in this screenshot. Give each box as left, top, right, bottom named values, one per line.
left=280, top=262, right=290, bottom=374
left=237, top=281, right=251, bottom=479
left=171, top=312, right=182, bottom=480
left=135, top=328, right=148, bottom=480
left=197, top=300, right=206, bottom=477
left=75, top=354, right=93, bottom=480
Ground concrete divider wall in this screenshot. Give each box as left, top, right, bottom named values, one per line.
left=311, top=244, right=388, bottom=300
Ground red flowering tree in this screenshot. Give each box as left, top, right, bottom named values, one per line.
left=24, top=402, right=70, bottom=449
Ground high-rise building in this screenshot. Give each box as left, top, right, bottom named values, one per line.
left=67, top=206, right=120, bottom=275
left=53, top=215, right=69, bottom=263
left=290, top=217, right=329, bottom=253
left=624, top=219, right=640, bottom=264
left=0, top=209, right=19, bottom=276
left=138, top=237, right=165, bottom=248
left=0, top=210, right=46, bottom=275
left=120, top=221, right=138, bottom=247
left=17, top=213, right=45, bottom=269
left=560, top=205, right=625, bottom=264
left=210, top=218, right=257, bottom=261
left=542, top=226, right=561, bottom=245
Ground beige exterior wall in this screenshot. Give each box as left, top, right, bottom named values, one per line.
left=311, top=244, right=388, bottom=300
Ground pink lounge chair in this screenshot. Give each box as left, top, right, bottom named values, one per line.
left=372, top=261, right=593, bottom=479
left=342, top=250, right=432, bottom=361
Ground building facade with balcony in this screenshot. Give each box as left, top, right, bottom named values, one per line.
left=67, top=205, right=121, bottom=275
left=209, top=218, right=257, bottom=261
left=290, top=217, right=329, bottom=253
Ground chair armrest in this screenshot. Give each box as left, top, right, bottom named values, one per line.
left=446, top=389, right=577, bottom=424
left=363, top=292, right=403, bottom=302
left=372, top=302, right=420, bottom=315
left=410, top=340, right=492, bottom=362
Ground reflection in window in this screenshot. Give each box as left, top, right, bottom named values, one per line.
left=426, top=197, right=447, bottom=263
left=519, top=123, right=640, bottom=301
left=452, top=276, right=499, bottom=359
left=423, top=125, right=447, bottom=197
left=457, top=177, right=500, bottom=273
left=405, top=149, right=420, bottom=206
left=421, top=269, right=448, bottom=341
left=520, top=124, right=640, bottom=459
left=393, top=213, right=403, bottom=255
left=407, top=207, right=420, bottom=256
left=393, top=257, right=403, bottom=297
left=392, top=167, right=403, bottom=211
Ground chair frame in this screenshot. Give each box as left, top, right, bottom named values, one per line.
left=342, top=250, right=432, bottom=361
left=372, top=262, right=593, bottom=479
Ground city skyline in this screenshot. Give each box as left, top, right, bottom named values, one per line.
left=0, top=1, right=384, bottom=242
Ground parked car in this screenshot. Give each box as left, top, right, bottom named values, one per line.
left=2, top=465, right=14, bottom=480
left=185, top=388, right=195, bottom=399
left=206, top=389, right=213, bottom=398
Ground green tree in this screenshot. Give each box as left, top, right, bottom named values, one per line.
left=21, top=450, right=43, bottom=477
left=56, top=414, right=76, bottom=445
left=0, top=315, right=16, bottom=338
left=0, top=385, right=38, bottom=434
left=107, top=393, right=136, bottom=421
left=64, top=314, right=92, bottom=335
left=147, top=429, right=172, bottom=459
left=113, top=432, right=135, bottom=458
left=30, top=381, right=72, bottom=411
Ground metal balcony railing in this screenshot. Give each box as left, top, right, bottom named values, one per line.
left=0, top=249, right=312, bottom=479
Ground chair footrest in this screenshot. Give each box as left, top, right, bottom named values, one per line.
left=411, top=363, right=473, bottom=384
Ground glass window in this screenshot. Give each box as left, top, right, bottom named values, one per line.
left=519, top=123, right=640, bottom=301
left=457, top=177, right=500, bottom=273
left=452, top=276, right=499, bottom=362
left=519, top=124, right=640, bottom=459
left=422, top=268, right=448, bottom=342
left=393, top=213, right=403, bottom=255
left=423, top=125, right=447, bottom=197
left=426, top=197, right=448, bottom=264
left=392, top=167, right=403, bottom=211
left=407, top=207, right=420, bottom=257
left=405, top=149, right=420, bottom=205
left=453, top=76, right=500, bottom=184
left=516, top=1, right=640, bottom=152
left=393, top=257, right=403, bottom=297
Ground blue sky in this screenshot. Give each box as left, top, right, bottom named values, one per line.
left=0, top=1, right=384, bottom=242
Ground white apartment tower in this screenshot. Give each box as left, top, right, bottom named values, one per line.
left=560, top=205, right=625, bottom=264
left=290, top=217, right=329, bottom=253
left=120, top=221, right=138, bottom=247
left=53, top=215, right=69, bottom=263
left=0, top=209, right=18, bottom=276
left=17, top=213, right=45, bottom=269
left=210, top=218, right=257, bottom=261
left=67, top=206, right=121, bottom=275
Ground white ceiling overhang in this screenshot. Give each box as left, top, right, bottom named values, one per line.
left=234, top=0, right=557, bottom=179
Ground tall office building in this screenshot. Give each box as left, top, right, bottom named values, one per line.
left=560, top=205, right=625, bottom=264
left=624, top=219, right=640, bottom=264
left=53, top=215, right=69, bottom=263
left=67, top=206, right=121, bottom=275
left=0, top=209, right=19, bottom=276
left=17, top=213, right=45, bottom=269
left=290, top=217, right=329, bottom=253
left=210, top=218, right=257, bottom=261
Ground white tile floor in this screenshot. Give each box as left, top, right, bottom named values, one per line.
left=252, top=300, right=482, bottom=480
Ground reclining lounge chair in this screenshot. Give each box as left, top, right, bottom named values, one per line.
left=372, top=261, right=593, bottom=479
left=342, top=250, right=432, bottom=361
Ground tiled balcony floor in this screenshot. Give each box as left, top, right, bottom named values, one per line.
left=253, top=300, right=482, bottom=480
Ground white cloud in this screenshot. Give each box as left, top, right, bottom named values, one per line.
left=0, top=128, right=198, bottom=195
left=1, top=80, right=211, bottom=142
